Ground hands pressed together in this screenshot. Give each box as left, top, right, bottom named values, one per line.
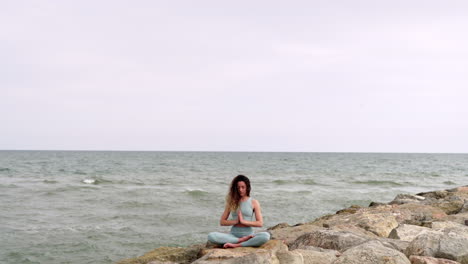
left=237, top=210, right=244, bottom=224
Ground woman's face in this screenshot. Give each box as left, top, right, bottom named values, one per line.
left=237, top=181, right=247, bottom=197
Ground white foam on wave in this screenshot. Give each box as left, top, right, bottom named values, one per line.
left=82, top=179, right=96, bottom=184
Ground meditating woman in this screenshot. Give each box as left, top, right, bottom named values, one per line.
left=208, top=175, right=270, bottom=248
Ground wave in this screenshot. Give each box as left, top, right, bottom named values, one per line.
left=117, top=200, right=154, bottom=209
left=82, top=179, right=97, bottom=184
left=0, top=167, right=11, bottom=172
left=185, top=189, right=209, bottom=197
left=302, top=179, right=317, bottom=185
left=43, top=180, right=59, bottom=184
left=351, top=180, right=403, bottom=186
left=273, top=179, right=318, bottom=185
left=73, top=170, right=87, bottom=175
left=273, top=180, right=290, bottom=185
left=80, top=177, right=145, bottom=186
left=443, top=181, right=456, bottom=185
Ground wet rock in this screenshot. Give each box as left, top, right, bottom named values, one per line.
left=333, top=240, right=411, bottom=264
left=116, top=244, right=204, bottom=264
left=268, top=222, right=290, bottom=230
left=369, top=201, right=387, bottom=207
left=418, top=190, right=450, bottom=200
left=336, top=205, right=362, bottom=215
left=390, top=194, right=426, bottom=205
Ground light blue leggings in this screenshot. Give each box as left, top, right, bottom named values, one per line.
left=208, top=226, right=270, bottom=247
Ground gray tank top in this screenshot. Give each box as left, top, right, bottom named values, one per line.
left=230, top=197, right=255, bottom=221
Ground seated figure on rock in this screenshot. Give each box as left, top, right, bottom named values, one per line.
left=207, top=175, right=270, bottom=248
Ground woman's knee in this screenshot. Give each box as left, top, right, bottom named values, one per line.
left=207, top=232, right=218, bottom=243
left=256, top=232, right=270, bottom=243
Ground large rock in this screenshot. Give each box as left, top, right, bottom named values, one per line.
left=315, top=207, right=399, bottom=237
left=427, top=197, right=465, bottom=215
left=333, top=240, right=411, bottom=264
left=443, top=212, right=468, bottom=226
left=409, top=255, right=461, bottom=264
left=390, top=194, right=426, bottom=205
left=393, top=204, right=447, bottom=226
left=275, top=250, right=303, bottom=264
left=376, top=237, right=411, bottom=253
left=289, top=229, right=369, bottom=252
left=405, top=231, right=468, bottom=264
left=268, top=223, right=324, bottom=245
left=431, top=221, right=468, bottom=237
left=405, top=231, right=443, bottom=257
left=460, top=200, right=468, bottom=213
left=193, top=249, right=276, bottom=264
left=354, top=212, right=399, bottom=237
left=116, top=244, right=204, bottom=264
left=194, top=240, right=287, bottom=264
left=293, top=249, right=338, bottom=264
left=389, top=224, right=431, bottom=242
left=416, top=188, right=468, bottom=215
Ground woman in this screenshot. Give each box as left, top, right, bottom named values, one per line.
left=208, top=175, right=270, bottom=248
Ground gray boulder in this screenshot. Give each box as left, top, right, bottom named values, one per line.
left=409, top=255, right=462, bottom=264
left=389, top=224, right=431, bottom=242
left=333, top=240, right=410, bottom=264
left=390, top=194, right=426, bottom=205
left=405, top=231, right=468, bottom=264
left=289, top=229, right=369, bottom=252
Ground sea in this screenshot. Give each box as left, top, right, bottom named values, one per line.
left=0, top=151, right=467, bottom=263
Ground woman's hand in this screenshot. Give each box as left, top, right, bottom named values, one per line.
left=237, top=210, right=244, bottom=224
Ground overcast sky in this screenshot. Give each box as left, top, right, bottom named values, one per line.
left=2, top=1, right=468, bottom=152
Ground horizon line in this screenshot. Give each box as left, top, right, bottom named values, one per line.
left=0, top=149, right=467, bottom=154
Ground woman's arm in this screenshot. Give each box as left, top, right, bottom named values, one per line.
left=238, top=199, right=264, bottom=227
left=220, top=204, right=238, bottom=226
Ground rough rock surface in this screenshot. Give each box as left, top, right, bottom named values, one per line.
left=268, top=223, right=324, bottom=245
left=117, top=185, right=468, bottom=264
left=409, top=255, right=462, bottom=264
left=389, top=224, right=431, bottom=242
left=289, top=229, right=369, bottom=252
left=405, top=231, right=468, bottom=264
left=333, top=240, right=411, bottom=264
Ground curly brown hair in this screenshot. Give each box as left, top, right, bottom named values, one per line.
left=225, top=175, right=251, bottom=212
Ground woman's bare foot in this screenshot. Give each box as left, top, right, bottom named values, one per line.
left=223, top=243, right=242, bottom=248
left=238, top=235, right=254, bottom=243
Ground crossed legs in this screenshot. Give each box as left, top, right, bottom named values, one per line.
left=207, top=232, right=270, bottom=248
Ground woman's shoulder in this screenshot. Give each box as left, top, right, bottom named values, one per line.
left=251, top=198, right=260, bottom=207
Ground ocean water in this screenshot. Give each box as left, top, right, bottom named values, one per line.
left=0, top=151, right=467, bottom=263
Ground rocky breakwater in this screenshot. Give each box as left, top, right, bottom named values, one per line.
left=117, top=186, right=468, bottom=264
